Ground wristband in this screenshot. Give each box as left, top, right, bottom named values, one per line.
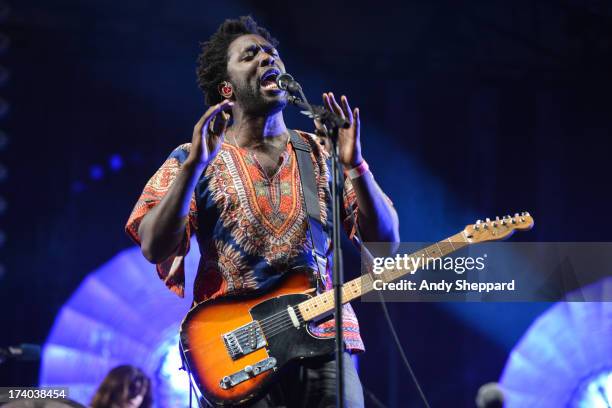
left=345, top=160, right=370, bottom=180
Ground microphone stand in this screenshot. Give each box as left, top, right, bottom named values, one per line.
left=286, top=91, right=349, bottom=408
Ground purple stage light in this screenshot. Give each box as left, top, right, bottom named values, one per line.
left=40, top=240, right=200, bottom=407
left=108, top=154, right=123, bottom=172
left=500, top=278, right=612, bottom=407
left=88, top=165, right=104, bottom=181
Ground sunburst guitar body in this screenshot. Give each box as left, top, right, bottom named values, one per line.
left=180, top=271, right=335, bottom=406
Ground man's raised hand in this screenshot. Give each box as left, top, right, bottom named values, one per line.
left=322, top=92, right=363, bottom=168
left=187, top=100, right=234, bottom=167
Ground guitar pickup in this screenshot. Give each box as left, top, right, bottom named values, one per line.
left=219, top=357, right=277, bottom=390
left=222, top=321, right=267, bottom=360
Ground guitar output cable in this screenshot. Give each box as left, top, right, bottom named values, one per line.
left=376, top=288, right=432, bottom=408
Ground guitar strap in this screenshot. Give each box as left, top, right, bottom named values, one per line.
left=289, top=129, right=329, bottom=292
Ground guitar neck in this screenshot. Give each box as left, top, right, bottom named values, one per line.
left=296, top=232, right=470, bottom=322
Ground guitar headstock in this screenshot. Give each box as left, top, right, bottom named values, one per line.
left=463, top=212, right=534, bottom=243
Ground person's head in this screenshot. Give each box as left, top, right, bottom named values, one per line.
left=90, top=365, right=152, bottom=408
left=196, top=16, right=287, bottom=116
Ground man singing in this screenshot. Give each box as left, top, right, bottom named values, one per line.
left=126, top=16, right=399, bottom=408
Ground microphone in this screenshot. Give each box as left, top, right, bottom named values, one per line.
left=0, top=343, right=41, bottom=363
left=278, top=72, right=350, bottom=129
left=475, top=382, right=505, bottom=408
left=276, top=73, right=302, bottom=94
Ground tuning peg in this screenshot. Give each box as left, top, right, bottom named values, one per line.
left=514, top=213, right=519, bottom=217
left=475, top=219, right=481, bottom=230
left=486, top=218, right=491, bottom=223
left=501, top=218, right=507, bottom=225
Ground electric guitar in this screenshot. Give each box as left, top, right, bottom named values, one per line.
left=179, top=213, right=534, bottom=406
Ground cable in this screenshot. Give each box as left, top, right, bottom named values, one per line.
left=363, top=386, right=389, bottom=408
left=377, top=289, right=432, bottom=408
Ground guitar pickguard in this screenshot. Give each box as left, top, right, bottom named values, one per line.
left=248, top=294, right=335, bottom=367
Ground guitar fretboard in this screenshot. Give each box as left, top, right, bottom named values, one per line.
left=297, top=232, right=470, bottom=322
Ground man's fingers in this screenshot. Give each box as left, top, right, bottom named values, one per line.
left=193, top=112, right=208, bottom=134
left=354, top=107, right=360, bottom=141
left=328, top=92, right=344, bottom=118
left=203, top=100, right=234, bottom=132
left=210, top=110, right=231, bottom=135
left=341, top=95, right=353, bottom=124
left=323, top=93, right=333, bottom=113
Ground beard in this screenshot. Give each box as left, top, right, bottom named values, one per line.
left=231, top=78, right=287, bottom=116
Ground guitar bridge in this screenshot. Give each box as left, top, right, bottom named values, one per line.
left=219, top=357, right=277, bottom=390
left=222, top=321, right=266, bottom=360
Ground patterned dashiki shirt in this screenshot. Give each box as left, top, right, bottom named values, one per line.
left=126, top=130, right=377, bottom=352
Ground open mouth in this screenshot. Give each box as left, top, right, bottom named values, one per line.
left=259, top=69, right=281, bottom=91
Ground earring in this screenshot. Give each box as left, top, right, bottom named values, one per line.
left=220, top=82, right=233, bottom=97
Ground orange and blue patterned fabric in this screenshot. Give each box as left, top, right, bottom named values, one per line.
left=126, top=131, right=367, bottom=351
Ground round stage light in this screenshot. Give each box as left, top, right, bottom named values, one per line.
left=569, top=370, right=612, bottom=407
left=500, top=278, right=612, bottom=407
left=40, top=241, right=201, bottom=407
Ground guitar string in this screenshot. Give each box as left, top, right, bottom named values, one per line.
left=261, top=315, right=306, bottom=339
left=226, top=313, right=294, bottom=344
left=232, top=313, right=307, bottom=344
left=233, top=314, right=299, bottom=343
left=230, top=295, right=334, bottom=337
left=233, top=293, right=347, bottom=343
left=218, top=291, right=353, bottom=346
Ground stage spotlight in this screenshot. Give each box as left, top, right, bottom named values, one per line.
left=40, top=244, right=198, bottom=406
left=89, top=165, right=104, bottom=181
left=501, top=278, right=612, bottom=407
left=152, top=334, right=191, bottom=406
left=570, top=370, right=612, bottom=407
left=108, top=154, right=123, bottom=172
